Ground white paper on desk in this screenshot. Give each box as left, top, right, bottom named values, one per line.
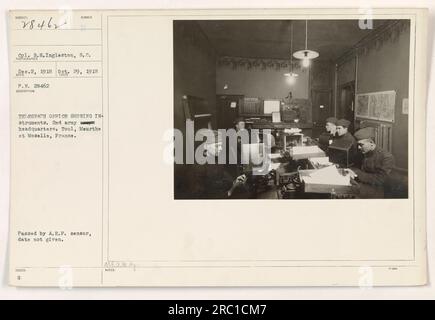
left=264, top=100, right=280, bottom=114
left=301, top=166, right=351, bottom=186
left=284, top=128, right=302, bottom=134
left=269, top=163, right=282, bottom=170
left=272, top=111, right=281, bottom=123
left=292, top=145, right=323, bottom=155
left=268, top=153, right=281, bottom=160
left=309, top=156, right=332, bottom=166
left=257, top=162, right=281, bottom=173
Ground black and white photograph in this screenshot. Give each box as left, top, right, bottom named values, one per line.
left=2, top=6, right=430, bottom=292
left=173, top=19, right=411, bottom=199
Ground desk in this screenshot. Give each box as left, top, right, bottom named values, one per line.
left=250, top=122, right=313, bottom=137
left=249, top=144, right=357, bottom=199
left=250, top=122, right=313, bottom=130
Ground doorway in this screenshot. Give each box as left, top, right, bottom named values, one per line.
left=311, top=89, right=332, bottom=137
left=216, top=94, right=244, bottom=130
left=338, top=81, right=355, bottom=133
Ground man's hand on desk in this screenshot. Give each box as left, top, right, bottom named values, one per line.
left=280, top=150, right=291, bottom=159
left=234, top=174, right=247, bottom=187
left=227, top=174, right=247, bottom=197
left=344, top=168, right=358, bottom=180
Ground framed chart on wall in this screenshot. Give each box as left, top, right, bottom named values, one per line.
left=355, top=90, right=396, bottom=122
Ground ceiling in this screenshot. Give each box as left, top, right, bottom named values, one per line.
left=197, top=20, right=391, bottom=61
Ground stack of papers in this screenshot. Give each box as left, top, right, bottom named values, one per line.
left=252, top=162, right=281, bottom=175
left=293, top=146, right=322, bottom=154
left=309, top=156, right=333, bottom=167
left=272, top=112, right=281, bottom=123
left=268, top=153, right=282, bottom=160
left=301, top=166, right=351, bottom=186
left=291, top=145, right=325, bottom=160
left=284, top=128, right=302, bottom=134
left=292, top=145, right=323, bottom=155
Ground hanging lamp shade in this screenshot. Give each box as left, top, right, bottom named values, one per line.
left=293, top=49, right=319, bottom=60
left=293, top=20, right=319, bottom=63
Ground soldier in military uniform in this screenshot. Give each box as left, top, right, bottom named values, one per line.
left=329, top=118, right=358, bottom=166
left=346, top=127, right=395, bottom=199
left=318, top=117, right=338, bottom=151
left=180, top=130, right=251, bottom=199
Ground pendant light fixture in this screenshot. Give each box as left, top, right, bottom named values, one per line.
left=293, top=20, right=319, bottom=68
left=284, top=21, right=298, bottom=84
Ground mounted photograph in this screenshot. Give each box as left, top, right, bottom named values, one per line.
left=173, top=19, right=411, bottom=200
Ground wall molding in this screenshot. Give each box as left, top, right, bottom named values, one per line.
left=336, top=19, right=410, bottom=66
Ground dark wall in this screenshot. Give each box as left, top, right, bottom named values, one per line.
left=333, top=57, right=356, bottom=120
left=173, top=21, right=217, bottom=191
left=173, top=21, right=217, bottom=133
left=333, top=21, right=410, bottom=170
left=337, top=58, right=356, bottom=87
left=356, top=22, right=410, bottom=170
left=216, top=63, right=309, bottom=99
left=310, top=60, right=335, bottom=122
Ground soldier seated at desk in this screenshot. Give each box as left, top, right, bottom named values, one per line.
left=232, top=117, right=261, bottom=166
left=183, top=130, right=252, bottom=199
left=345, top=127, right=395, bottom=199
left=235, top=117, right=247, bottom=133
left=329, top=118, right=358, bottom=166
left=318, top=117, right=338, bottom=151
left=234, top=117, right=260, bottom=143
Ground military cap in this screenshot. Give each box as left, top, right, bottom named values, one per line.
left=234, top=117, right=245, bottom=124
left=336, top=119, right=351, bottom=128
left=325, top=117, right=338, bottom=125
left=354, top=127, right=376, bottom=141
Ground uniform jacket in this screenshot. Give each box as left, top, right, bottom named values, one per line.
left=354, top=147, right=394, bottom=186
left=181, top=162, right=251, bottom=199
left=318, top=131, right=336, bottom=151
left=330, top=131, right=358, bottom=166
left=352, top=147, right=395, bottom=198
